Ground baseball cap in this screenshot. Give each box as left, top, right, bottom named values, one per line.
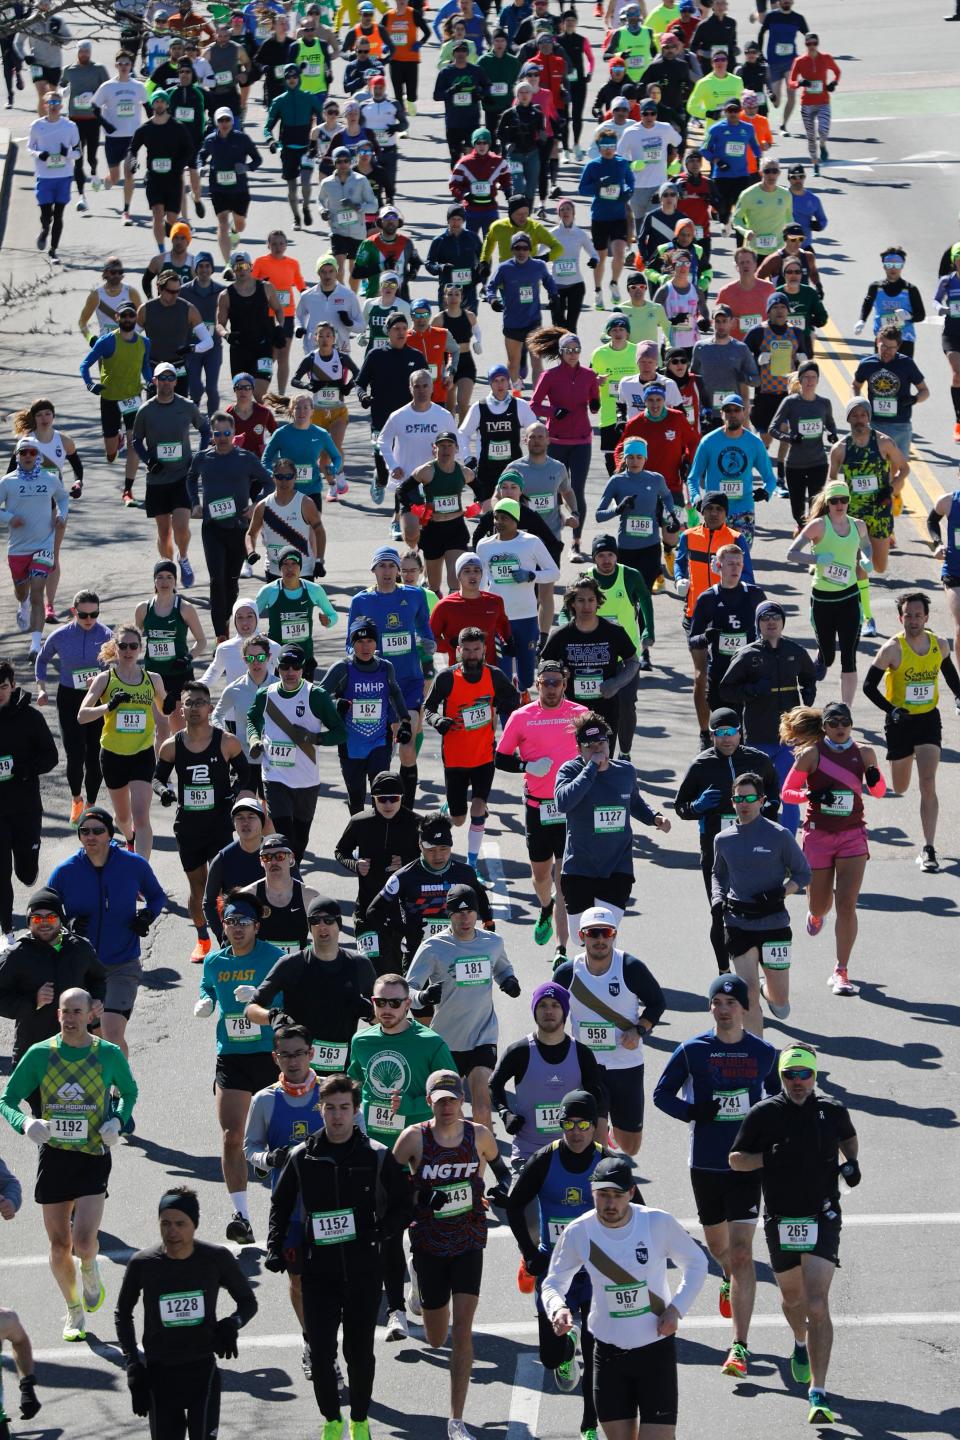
left=231, top=796, right=265, bottom=818
left=260, top=833, right=294, bottom=853
left=824, top=479, right=852, bottom=501
left=576, top=717, right=611, bottom=745
left=536, top=656, right=566, bottom=676
left=426, top=1069, right=464, bottom=1101
left=720, top=393, right=745, bottom=409
left=643, top=381, right=667, bottom=398
left=307, top=895, right=342, bottom=922
left=153, top=361, right=177, bottom=378
left=510, top=232, right=532, bottom=249
left=591, top=1156, right=638, bottom=1191
left=579, top=905, right=618, bottom=932
left=708, top=973, right=749, bottom=1009
left=640, top=99, right=657, bottom=113
left=420, top=813, right=454, bottom=846
left=446, top=883, right=478, bottom=912
left=410, top=297, right=432, bottom=314
left=214, top=105, right=233, bottom=121
left=277, top=646, right=305, bottom=667
left=779, top=1044, right=817, bottom=1076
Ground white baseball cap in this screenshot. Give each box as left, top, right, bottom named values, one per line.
left=579, top=906, right=618, bottom=933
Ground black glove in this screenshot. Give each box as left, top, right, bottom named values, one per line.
left=213, top=1316, right=240, bottom=1360
left=687, top=1097, right=722, bottom=1122
left=89, top=381, right=103, bottom=396
left=826, top=81, right=837, bottom=92
left=295, top=326, right=305, bottom=338
left=587, top=256, right=598, bottom=269
left=753, top=483, right=768, bottom=503
left=101, top=117, right=117, bottom=134
left=839, top=1158, right=861, bottom=1187
left=489, top=297, right=503, bottom=313
left=106, top=690, right=127, bottom=711
left=434, top=715, right=455, bottom=735
left=817, top=789, right=838, bottom=808
left=396, top=719, right=413, bottom=745
left=337, top=309, right=352, bottom=325
left=38, top=150, right=49, bottom=162
left=887, top=706, right=909, bottom=727
left=588, top=397, right=600, bottom=413
left=424, top=1186, right=448, bottom=1212
left=159, top=787, right=175, bottom=807
left=268, top=139, right=277, bottom=154
left=477, top=261, right=491, bottom=283
left=336, top=696, right=352, bottom=718
left=161, top=691, right=179, bottom=715
left=358, top=392, right=372, bottom=408
left=524, top=1249, right=550, bottom=1276
left=419, top=981, right=444, bottom=1007
left=129, top=909, right=153, bottom=937
left=864, top=765, right=882, bottom=789
left=502, top=1111, right=525, bottom=1135
left=246, top=550, right=259, bottom=565
left=19, top=1377, right=41, bottom=1421
left=249, top=740, right=264, bottom=761
left=716, top=159, right=730, bottom=172
left=485, top=1182, right=511, bottom=1209
left=265, top=1145, right=290, bottom=1169
left=663, top=511, right=681, bottom=534
left=499, top=975, right=521, bottom=998
left=127, top=1362, right=150, bottom=1418
left=264, top=1251, right=286, bottom=1272
left=553, top=406, right=569, bottom=420
left=616, top=495, right=636, bottom=514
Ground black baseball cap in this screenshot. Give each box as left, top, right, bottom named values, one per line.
left=260, top=833, right=294, bottom=853
left=421, top=813, right=454, bottom=845
left=278, top=646, right=305, bottom=666
left=591, top=1156, right=638, bottom=1192
left=577, top=718, right=612, bottom=745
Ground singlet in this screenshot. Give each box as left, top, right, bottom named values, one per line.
left=804, top=738, right=865, bottom=834
left=28, top=429, right=67, bottom=477
left=250, top=877, right=310, bottom=955
left=304, top=351, right=349, bottom=407
left=157, top=249, right=195, bottom=283
left=173, top=727, right=232, bottom=825
left=596, top=564, right=641, bottom=649
left=99, top=333, right=147, bottom=405
left=442, top=665, right=496, bottom=769
left=567, top=950, right=643, bottom=1074
left=812, top=515, right=861, bottom=596
left=441, top=310, right=472, bottom=346
left=755, top=322, right=797, bottom=394
left=39, top=1035, right=110, bottom=1155
left=96, top=283, right=135, bottom=333
left=344, top=659, right=392, bottom=753
left=476, top=398, right=523, bottom=470
left=226, top=281, right=271, bottom=346
left=265, top=1081, right=325, bottom=1191
left=409, top=327, right=449, bottom=401
left=142, top=296, right=192, bottom=366
left=293, top=36, right=328, bottom=92
left=411, top=1120, right=486, bottom=1256
left=841, top=431, right=891, bottom=511
left=884, top=631, right=941, bottom=715
left=352, top=21, right=387, bottom=58
left=537, top=1141, right=605, bottom=1255
left=262, top=493, right=313, bottom=575
left=365, top=300, right=399, bottom=351
left=870, top=283, right=916, bottom=342
left=511, top=1033, right=583, bottom=1162
left=143, top=594, right=191, bottom=673
left=663, top=282, right=699, bottom=348
left=207, top=40, right=242, bottom=92
left=101, top=666, right=157, bottom=754
left=424, top=461, right=465, bottom=521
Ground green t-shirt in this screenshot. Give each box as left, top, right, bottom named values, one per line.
left=625, top=300, right=670, bottom=345
left=347, top=1018, right=455, bottom=1145
left=0, top=1035, right=137, bottom=1155
left=591, top=341, right=639, bottom=428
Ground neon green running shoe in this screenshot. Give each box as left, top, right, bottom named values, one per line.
left=349, top=1420, right=371, bottom=1440
left=580, top=1430, right=598, bottom=1440
left=791, top=1342, right=811, bottom=1385
left=807, top=1391, right=835, bottom=1424
left=554, top=1325, right=581, bottom=1392
left=322, top=1420, right=343, bottom=1440
left=534, top=910, right=554, bottom=946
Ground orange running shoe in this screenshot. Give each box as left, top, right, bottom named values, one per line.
left=190, top=937, right=212, bottom=964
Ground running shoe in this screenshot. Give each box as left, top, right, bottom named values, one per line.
left=225, top=1212, right=255, bottom=1244
left=327, top=482, right=338, bottom=502
left=551, top=945, right=567, bottom=973
left=300, top=1340, right=312, bottom=1378
left=321, top=1420, right=343, bottom=1440
left=390, top=519, right=402, bottom=541
left=534, top=909, right=554, bottom=946
left=593, top=289, right=604, bottom=311
left=370, top=479, right=385, bottom=504
left=122, top=488, right=135, bottom=506
left=760, top=982, right=791, bottom=1020
left=48, top=249, right=60, bottom=263
left=194, top=198, right=206, bottom=218
left=447, top=1422, right=476, bottom=1440
left=44, top=603, right=56, bottom=622
left=554, top=1325, right=581, bottom=1392
left=862, top=617, right=877, bottom=637
left=718, top=1279, right=731, bottom=1318
left=954, top=421, right=960, bottom=442
left=70, top=798, right=85, bottom=825
left=349, top=1422, right=370, bottom=1440
left=81, top=1259, right=106, bottom=1313
left=385, top=1309, right=408, bottom=1341
left=918, top=845, right=939, bottom=873
left=721, top=1342, right=749, bottom=1377
left=549, top=185, right=562, bottom=199
left=179, top=556, right=195, bottom=588
left=15, top=598, right=29, bottom=632
left=408, top=1269, right=422, bottom=1316
left=829, top=967, right=858, bottom=996
left=76, top=196, right=87, bottom=212
left=575, top=146, right=585, bottom=161
left=664, top=548, right=676, bottom=577
left=190, top=936, right=212, bottom=964
left=791, top=1341, right=811, bottom=1384
left=652, top=574, right=665, bottom=593
left=806, top=912, right=824, bottom=937
left=807, top=1391, right=835, bottom=1424
left=36, top=227, right=48, bottom=249
left=303, top=204, right=313, bottom=227
left=813, top=657, right=827, bottom=681
left=122, top=210, right=132, bottom=225
left=637, top=652, right=652, bottom=672
left=91, top=176, right=103, bottom=191
left=336, top=473, right=349, bottom=495
left=609, top=282, right=621, bottom=304
left=315, top=558, right=326, bottom=577
left=580, top=1431, right=597, bottom=1440
left=62, top=1305, right=86, bottom=1342
left=241, top=558, right=254, bottom=578
left=819, top=144, right=829, bottom=161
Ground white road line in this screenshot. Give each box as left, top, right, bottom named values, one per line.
left=506, top=1354, right=543, bottom=1440
left=11, top=1313, right=960, bottom=1365
left=480, top=841, right=513, bottom=921
left=6, top=1213, right=959, bottom=1266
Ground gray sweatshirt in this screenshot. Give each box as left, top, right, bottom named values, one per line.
left=711, top=813, right=811, bottom=930
left=555, top=756, right=659, bottom=879
left=406, top=927, right=514, bottom=1050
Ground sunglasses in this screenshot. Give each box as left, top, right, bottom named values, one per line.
left=538, top=676, right=563, bottom=687
left=310, top=913, right=340, bottom=925
left=828, top=497, right=849, bottom=506
left=29, top=912, right=60, bottom=924
left=582, top=926, right=616, bottom=939
left=278, top=660, right=303, bottom=670
left=118, top=640, right=140, bottom=651
left=627, top=280, right=647, bottom=288
left=79, top=824, right=108, bottom=836
left=559, top=1118, right=593, bottom=1131
left=824, top=717, right=851, bottom=729
left=711, top=726, right=739, bottom=738
left=373, top=996, right=405, bottom=1008
left=212, top=429, right=234, bottom=438
left=374, top=793, right=403, bottom=803
left=244, top=652, right=268, bottom=663
left=77, top=610, right=100, bottom=619
left=733, top=793, right=759, bottom=804
left=234, top=383, right=253, bottom=391
left=223, top=915, right=256, bottom=927
left=782, top=1067, right=814, bottom=1080
left=274, top=470, right=295, bottom=480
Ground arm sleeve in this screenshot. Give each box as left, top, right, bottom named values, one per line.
left=541, top=1221, right=590, bottom=1319
left=652, top=1043, right=694, bottom=1123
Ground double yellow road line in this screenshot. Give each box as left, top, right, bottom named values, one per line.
left=814, top=318, right=945, bottom=547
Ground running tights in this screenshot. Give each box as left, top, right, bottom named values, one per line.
left=39, top=202, right=65, bottom=251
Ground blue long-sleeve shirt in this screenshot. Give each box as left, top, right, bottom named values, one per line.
left=346, top=585, right=433, bottom=692
left=486, top=256, right=557, bottom=330
left=35, top=618, right=114, bottom=689
left=595, top=468, right=679, bottom=553
left=432, top=0, right=487, bottom=48
left=48, top=843, right=166, bottom=969
left=80, top=331, right=154, bottom=391
left=554, top=756, right=658, bottom=879
left=434, top=62, right=489, bottom=130
left=791, top=188, right=828, bottom=246
left=578, top=155, right=634, bottom=220
left=701, top=119, right=762, bottom=180
left=653, top=1028, right=779, bottom=1170
left=687, top=427, right=776, bottom=514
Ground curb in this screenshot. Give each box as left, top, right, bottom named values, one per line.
left=0, top=126, right=14, bottom=249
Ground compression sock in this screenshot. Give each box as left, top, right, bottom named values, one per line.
left=857, top=575, right=872, bottom=622
left=400, top=763, right=418, bottom=808
left=415, top=726, right=424, bottom=757
left=229, top=1191, right=249, bottom=1220
left=467, top=815, right=486, bottom=867
left=952, top=385, right=960, bottom=420
left=196, top=924, right=209, bottom=941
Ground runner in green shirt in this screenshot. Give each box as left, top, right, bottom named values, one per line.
left=347, top=972, right=456, bottom=1145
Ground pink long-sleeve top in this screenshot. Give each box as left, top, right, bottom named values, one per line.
left=532, top=361, right=601, bottom=445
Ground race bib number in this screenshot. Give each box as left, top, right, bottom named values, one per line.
left=30, top=63, right=42, bottom=77
left=148, top=638, right=173, bottom=659
left=452, top=267, right=472, bottom=285
left=316, top=386, right=339, bottom=405
left=0, top=756, right=11, bottom=781
left=267, top=739, right=295, bottom=766
left=184, top=786, right=214, bottom=810
left=739, top=313, right=761, bottom=332
left=798, top=418, right=822, bottom=439
left=579, top=1020, right=616, bottom=1051
left=754, top=232, right=776, bottom=250
left=693, top=225, right=704, bottom=239
left=118, top=395, right=140, bottom=416
left=873, top=395, right=897, bottom=417
left=116, top=709, right=147, bottom=732
left=356, top=930, right=380, bottom=958
left=382, top=631, right=411, bottom=654
left=280, top=615, right=309, bottom=641
left=46, top=153, right=66, bottom=169
left=49, top=1111, right=89, bottom=1142
left=208, top=495, right=236, bottom=519
left=352, top=698, right=383, bottom=724
left=337, top=206, right=358, bottom=226
left=518, top=285, right=534, bottom=306
left=215, top=169, right=237, bottom=186
left=778, top=1217, right=818, bottom=1251
left=257, top=356, right=274, bottom=376
left=72, top=667, right=100, bottom=688
left=719, top=479, right=742, bottom=496
left=453, top=90, right=472, bottom=106
left=303, top=63, right=322, bottom=77
left=625, top=515, right=653, bottom=537
left=594, top=805, right=625, bottom=832
left=605, top=1281, right=650, bottom=1319
left=820, top=788, right=854, bottom=816
left=455, top=956, right=491, bottom=986
left=490, top=82, right=508, bottom=97
left=775, top=41, right=794, bottom=55
left=313, top=1040, right=349, bottom=1069
left=117, top=100, right=136, bottom=117
left=535, top=1103, right=563, bottom=1133
left=174, top=105, right=194, bottom=121
left=433, top=1182, right=472, bottom=1216
left=538, top=799, right=563, bottom=825
left=156, top=442, right=183, bottom=462
left=424, top=917, right=449, bottom=937
left=491, top=559, right=518, bottom=584
left=719, top=632, right=746, bottom=655
left=468, top=179, right=494, bottom=202
left=600, top=183, right=621, bottom=200
left=225, top=1013, right=260, bottom=1040
left=215, top=69, right=233, bottom=86
left=822, top=562, right=851, bottom=586
left=714, top=1088, right=751, bottom=1120
left=367, top=1102, right=404, bottom=1131
left=762, top=940, right=791, bottom=969
left=485, top=438, right=511, bottom=461
left=949, top=299, right=960, bottom=318
left=295, top=463, right=313, bottom=484
left=434, top=493, right=461, bottom=514
left=311, top=1208, right=357, bottom=1244
left=573, top=673, right=603, bottom=699
left=159, top=1291, right=205, bottom=1326
left=462, top=701, right=492, bottom=730
left=806, top=79, right=823, bottom=95
left=850, top=472, right=877, bottom=493
left=526, top=491, right=553, bottom=511
left=724, top=141, right=745, bottom=158
left=905, top=683, right=934, bottom=706
left=151, top=157, right=172, bottom=174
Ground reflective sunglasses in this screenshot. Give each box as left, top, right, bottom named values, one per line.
left=582, top=925, right=616, bottom=938
left=29, top=912, right=60, bottom=924
left=711, top=725, right=739, bottom=738
left=79, top=824, right=108, bottom=836
left=559, top=1118, right=593, bottom=1131
left=244, top=651, right=268, bottom=663
left=118, top=640, right=140, bottom=651
left=732, top=792, right=759, bottom=804
left=782, top=1067, right=814, bottom=1080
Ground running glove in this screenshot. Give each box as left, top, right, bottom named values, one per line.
left=418, top=982, right=444, bottom=1007
left=839, top=1158, right=861, bottom=1187
left=127, top=1361, right=150, bottom=1417
left=234, top=984, right=256, bottom=1003
left=499, top=976, right=521, bottom=998
left=502, top=1112, right=525, bottom=1135
left=24, top=1118, right=50, bottom=1146
left=100, top=1117, right=122, bottom=1146
left=265, top=1145, right=290, bottom=1169
left=686, top=1098, right=722, bottom=1123
left=512, top=568, right=536, bottom=583
left=523, top=1249, right=549, bottom=1276
left=396, top=719, right=413, bottom=744
left=213, top=1317, right=240, bottom=1360
left=106, top=690, right=127, bottom=711
left=129, top=910, right=153, bottom=937
left=524, top=755, right=552, bottom=778
left=433, top=715, right=456, bottom=734
left=193, top=997, right=214, bottom=1018
left=690, top=785, right=722, bottom=814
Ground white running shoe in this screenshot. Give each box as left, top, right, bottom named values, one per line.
left=16, top=598, right=29, bottom=631
left=407, top=1271, right=422, bottom=1316
left=384, top=1309, right=408, bottom=1341
left=447, top=1423, right=476, bottom=1440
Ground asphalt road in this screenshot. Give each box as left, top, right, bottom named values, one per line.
left=0, top=2, right=958, bottom=1438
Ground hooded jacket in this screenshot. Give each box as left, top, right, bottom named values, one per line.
left=0, top=928, right=107, bottom=1065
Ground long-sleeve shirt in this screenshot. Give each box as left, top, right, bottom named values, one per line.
left=475, top=530, right=560, bottom=622
left=687, top=427, right=775, bottom=513
left=80, top=330, right=154, bottom=395
left=554, top=756, right=659, bottom=878
left=406, top=928, right=514, bottom=1050
left=115, top=1240, right=257, bottom=1364
left=486, top=257, right=558, bottom=330
left=595, top=467, right=679, bottom=552
left=711, top=813, right=811, bottom=929
left=35, top=619, right=113, bottom=689
left=0, top=1154, right=21, bottom=1213
left=0, top=931, right=108, bottom=1066
left=0, top=1035, right=137, bottom=1142
left=48, top=844, right=166, bottom=969
left=719, top=636, right=818, bottom=745
left=653, top=1027, right=779, bottom=1170
left=531, top=363, right=600, bottom=446
left=27, top=115, right=80, bottom=178
left=186, top=445, right=269, bottom=521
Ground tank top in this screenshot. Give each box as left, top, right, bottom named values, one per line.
left=884, top=631, right=941, bottom=714
left=812, top=515, right=861, bottom=596
left=756, top=322, right=796, bottom=394
left=442, top=310, right=472, bottom=346
left=144, top=595, right=191, bottom=673
left=262, top=493, right=312, bottom=575
left=663, top=282, right=699, bottom=347
left=101, top=333, right=147, bottom=405
left=425, top=461, right=465, bottom=521
left=295, top=36, right=327, bottom=91
left=512, top=1034, right=584, bottom=1162
left=96, top=283, right=134, bottom=332
left=477, top=398, right=523, bottom=468
left=597, top=564, right=640, bottom=649
left=443, top=665, right=496, bottom=769
left=263, top=585, right=317, bottom=656
left=265, top=1081, right=325, bottom=1191
left=39, top=1036, right=109, bottom=1156
left=804, top=738, right=865, bottom=834
left=409, top=327, right=449, bottom=401
left=306, top=350, right=348, bottom=407
left=101, top=666, right=157, bottom=754
left=871, top=284, right=915, bottom=342
left=345, top=658, right=392, bottom=753
left=227, top=281, right=271, bottom=346
left=385, top=10, right=419, bottom=63
left=411, top=1120, right=486, bottom=1256
left=207, top=40, right=241, bottom=91
left=537, top=1141, right=604, bottom=1254
left=158, top=249, right=196, bottom=282
left=567, top=950, right=643, bottom=1074
left=28, top=430, right=67, bottom=476
left=352, top=21, right=387, bottom=57
left=842, top=430, right=890, bottom=509
left=365, top=301, right=397, bottom=351
left=143, top=296, right=192, bottom=365
left=173, top=727, right=233, bottom=824
left=251, top=877, right=311, bottom=954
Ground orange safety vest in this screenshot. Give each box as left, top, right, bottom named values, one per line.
left=443, top=665, right=496, bottom=769
left=384, top=10, right=419, bottom=62
left=409, top=327, right=449, bottom=403
left=353, top=21, right=388, bottom=58
left=683, top=522, right=745, bottom=619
